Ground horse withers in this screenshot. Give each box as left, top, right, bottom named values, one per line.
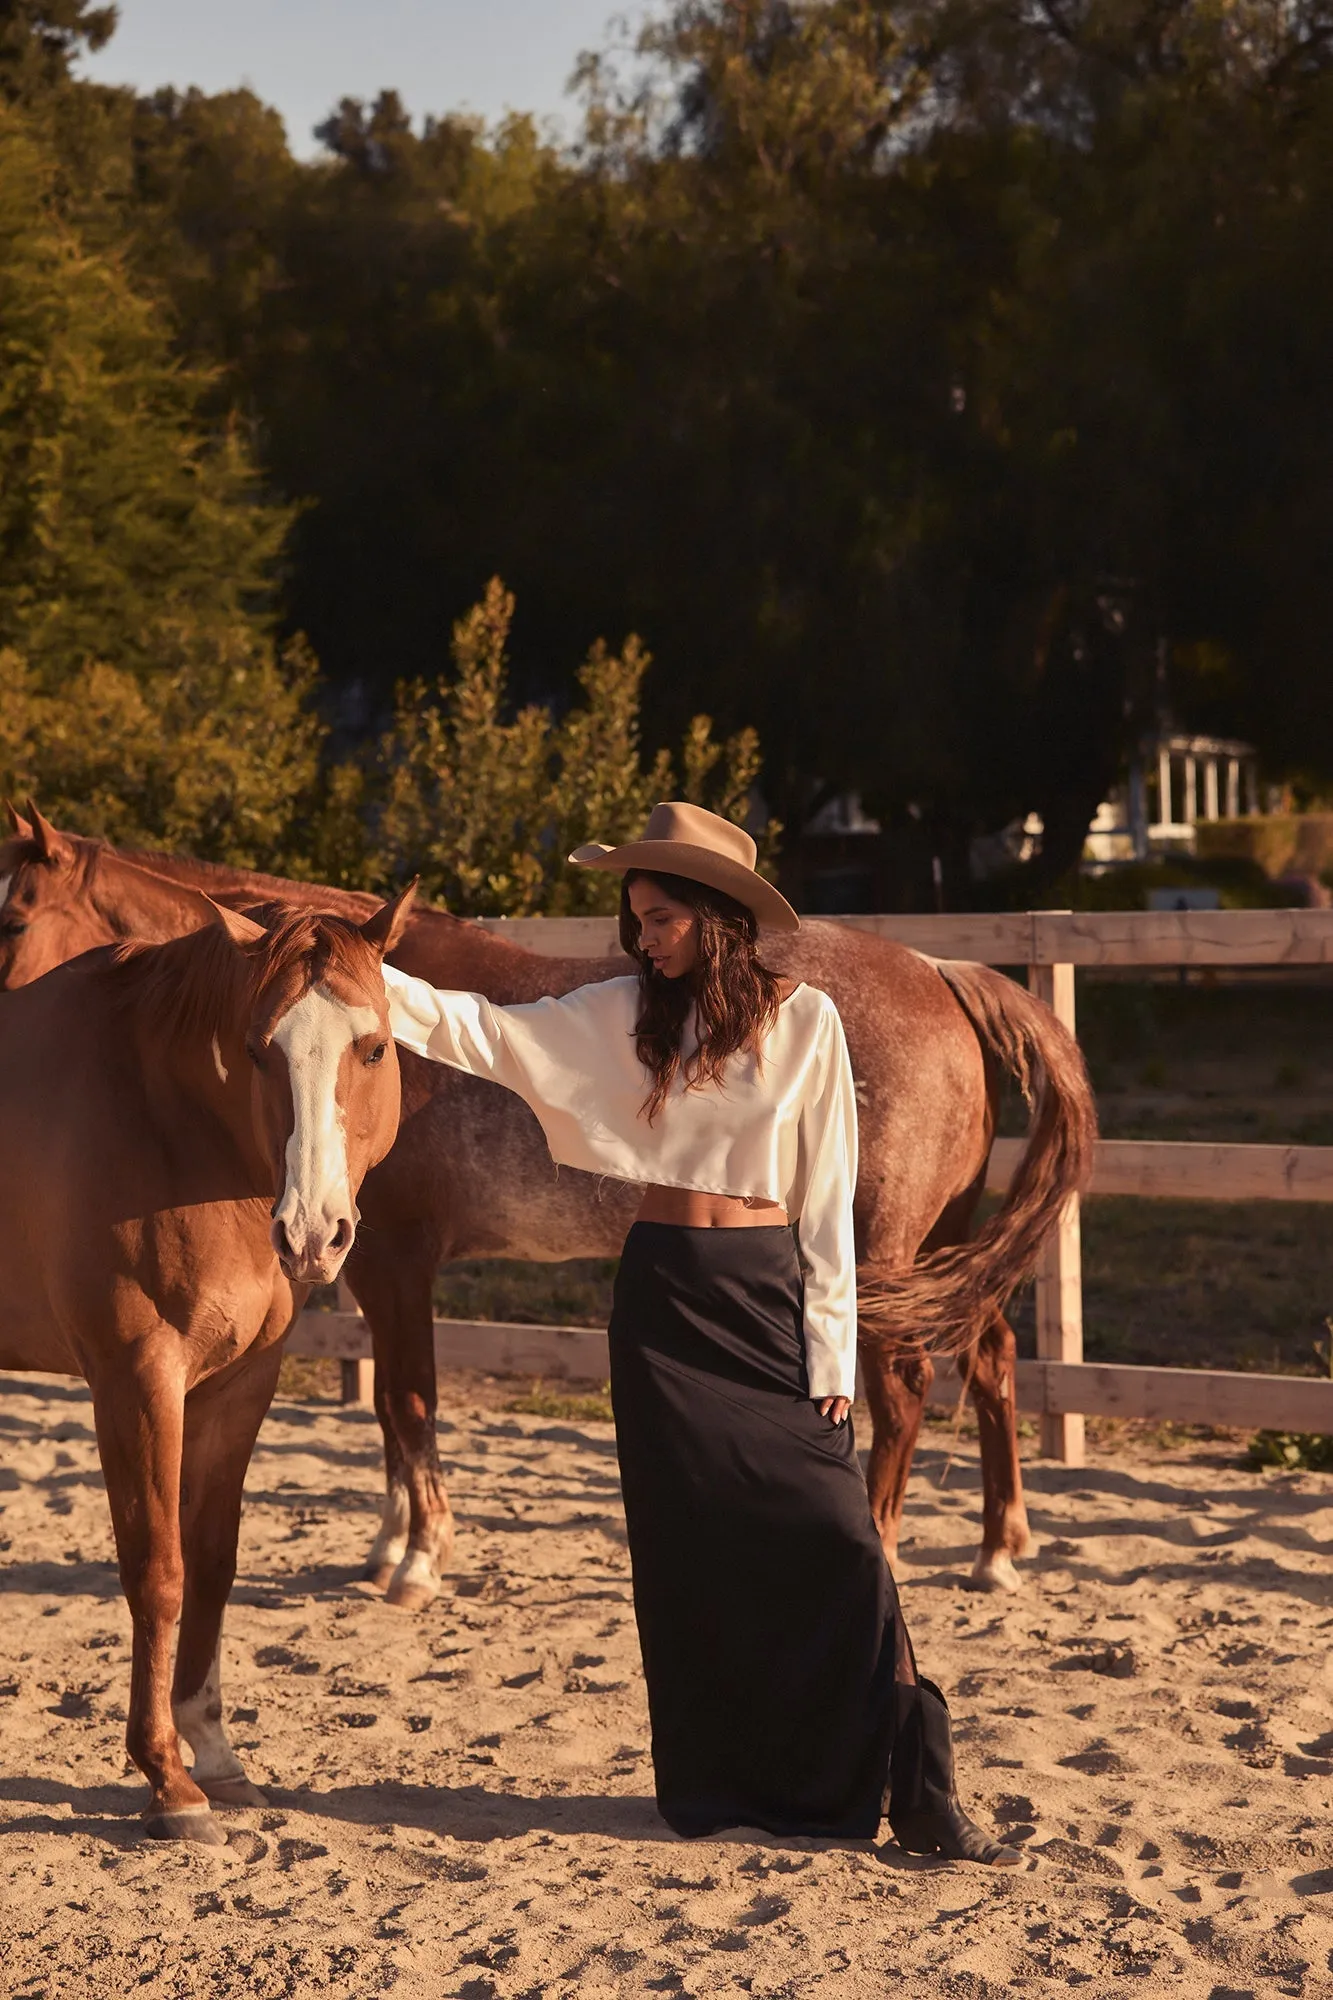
left=0, top=881, right=414, bottom=1842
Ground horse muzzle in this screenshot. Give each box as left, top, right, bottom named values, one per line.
left=269, top=1212, right=355, bottom=1285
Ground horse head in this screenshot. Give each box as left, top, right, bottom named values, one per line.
left=211, top=889, right=417, bottom=1285
left=0, top=800, right=104, bottom=986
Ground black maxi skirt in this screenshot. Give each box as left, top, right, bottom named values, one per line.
left=609, top=1221, right=916, bottom=1841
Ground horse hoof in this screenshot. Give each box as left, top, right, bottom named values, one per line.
left=144, top=1807, right=226, bottom=1846
left=970, top=1550, right=1022, bottom=1594
left=385, top=1549, right=441, bottom=1611
left=365, top=1564, right=397, bottom=1592
left=385, top=1577, right=438, bottom=1613
left=198, top=1776, right=269, bottom=1808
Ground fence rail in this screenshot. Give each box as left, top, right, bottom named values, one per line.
left=473, top=907, right=1333, bottom=967
left=291, top=908, right=1333, bottom=1457
left=285, top=1312, right=1333, bottom=1436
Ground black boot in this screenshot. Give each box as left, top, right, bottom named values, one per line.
left=887, top=1678, right=1021, bottom=1866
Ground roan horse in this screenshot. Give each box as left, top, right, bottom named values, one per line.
left=0, top=806, right=1096, bottom=1602
left=0, top=875, right=413, bottom=1841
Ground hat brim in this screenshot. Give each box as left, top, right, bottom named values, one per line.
left=568, top=839, right=800, bottom=933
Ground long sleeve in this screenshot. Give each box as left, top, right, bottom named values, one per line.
left=790, top=1004, right=859, bottom=1401
left=379, top=962, right=647, bottom=1173
left=381, top=960, right=550, bottom=1103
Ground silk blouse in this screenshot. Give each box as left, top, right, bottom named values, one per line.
left=380, top=967, right=859, bottom=1400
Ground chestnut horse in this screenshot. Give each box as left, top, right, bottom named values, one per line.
left=0, top=807, right=1096, bottom=1604
left=0, top=879, right=412, bottom=1842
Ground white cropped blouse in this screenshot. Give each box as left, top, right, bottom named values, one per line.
left=381, top=967, right=859, bottom=1400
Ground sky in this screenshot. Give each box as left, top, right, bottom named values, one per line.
left=79, top=1, right=647, bottom=157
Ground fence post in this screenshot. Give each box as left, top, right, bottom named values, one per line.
left=1027, top=959, right=1086, bottom=1466
left=335, top=1276, right=374, bottom=1407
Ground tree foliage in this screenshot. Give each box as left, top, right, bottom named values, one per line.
left=351, top=577, right=772, bottom=914
left=0, top=0, right=114, bottom=107
left=0, top=109, right=318, bottom=865
left=0, top=112, right=290, bottom=683
left=0, top=635, right=323, bottom=863
left=6, top=0, right=1333, bottom=903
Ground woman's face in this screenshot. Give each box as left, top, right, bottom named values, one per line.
left=628, top=877, right=699, bottom=980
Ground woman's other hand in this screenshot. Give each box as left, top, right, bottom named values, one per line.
left=817, top=1396, right=851, bottom=1426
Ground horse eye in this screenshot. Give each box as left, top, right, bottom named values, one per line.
left=245, top=1039, right=267, bottom=1070
left=0, top=918, right=26, bottom=937
left=366, top=1042, right=387, bottom=1066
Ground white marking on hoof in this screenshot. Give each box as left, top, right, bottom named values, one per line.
left=173, top=1635, right=247, bottom=1786
left=970, top=1549, right=1022, bottom=1594
left=365, top=1486, right=411, bottom=1581
left=365, top=1534, right=409, bottom=1581
left=385, top=1546, right=440, bottom=1609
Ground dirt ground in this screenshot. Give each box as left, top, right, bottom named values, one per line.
left=3, top=1367, right=1333, bottom=1999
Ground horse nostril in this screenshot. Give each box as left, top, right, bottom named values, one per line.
left=269, top=1218, right=293, bottom=1263
left=330, top=1218, right=353, bottom=1255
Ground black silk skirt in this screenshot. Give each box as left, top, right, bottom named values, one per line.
left=609, top=1221, right=917, bottom=1840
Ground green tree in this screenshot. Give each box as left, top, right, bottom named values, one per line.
left=0, top=633, right=323, bottom=864
left=0, top=111, right=290, bottom=681
left=0, top=0, right=115, bottom=107
left=0, top=110, right=325, bottom=867
left=361, top=577, right=774, bottom=915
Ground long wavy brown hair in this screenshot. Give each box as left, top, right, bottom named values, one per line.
left=619, top=868, right=783, bottom=1122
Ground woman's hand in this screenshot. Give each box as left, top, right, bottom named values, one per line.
left=817, top=1395, right=851, bottom=1426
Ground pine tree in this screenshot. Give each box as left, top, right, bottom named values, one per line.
left=0, top=111, right=323, bottom=867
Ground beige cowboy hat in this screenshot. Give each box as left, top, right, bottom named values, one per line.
left=568, top=801, right=800, bottom=932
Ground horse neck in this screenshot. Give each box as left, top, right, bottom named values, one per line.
left=121, top=845, right=623, bottom=998
left=119, top=927, right=267, bottom=1170
left=87, top=845, right=218, bottom=944
left=115, top=839, right=630, bottom=999
left=390, top=919, right=627, bottom=1002
left=125, top=848, right=381, bottom=923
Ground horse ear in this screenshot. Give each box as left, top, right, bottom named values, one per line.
left=4, top=799, right=32, bottom=840
left=202, top=895, right=268, bottom=946
left=360, top=879, right=418, bottom=957
left=25, top=800, right=69, bottom=864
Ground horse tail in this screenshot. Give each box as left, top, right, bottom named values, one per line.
left=857, top=958, right=1097, bottom=1356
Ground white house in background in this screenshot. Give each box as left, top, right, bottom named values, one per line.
left=803, top=792, right=882, bottom=836
left=1084, top=732, right=1266, bottom=867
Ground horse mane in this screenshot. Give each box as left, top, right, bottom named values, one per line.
left=110, top=908, right=384, bottom=1047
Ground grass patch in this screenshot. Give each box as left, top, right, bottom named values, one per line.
left=504, top=1380, right=614, bottom=1422
left=433, top=1258, right=617, bottom=1327
left=276, top=1354, right=341, bottom=1401
left=1247, top=1430, right=1333, bottom=1472
left=1073, top=1196, right=1333, bottom=1375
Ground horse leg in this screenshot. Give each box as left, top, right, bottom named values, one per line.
left=91, top=1358, right=221, bottom=1844
left=861, top=1347, right=935, bottom=1579
left=172, top=1344, right=283, bottom=1809
left=365, top=1390, right=412, bottom=1590
left=345, top=1244, right=455, bottom=1611
left=967, top=1313, right=1031, bottom=1594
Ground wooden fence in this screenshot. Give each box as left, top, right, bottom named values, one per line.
left=289, top=908, right=1333, bottom=1463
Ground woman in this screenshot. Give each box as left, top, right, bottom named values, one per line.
left=381, top=801, right=1016, bottom=1862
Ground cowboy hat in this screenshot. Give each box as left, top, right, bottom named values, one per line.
left=568, top=801, right=800, bottom=932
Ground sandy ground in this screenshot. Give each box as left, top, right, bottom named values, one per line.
left=2, top=1372, right=1333, bottom=1999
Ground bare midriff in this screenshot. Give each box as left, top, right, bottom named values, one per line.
left=633, top=977, right=797, bottom=1230
left=636, top=1185, right=789, bottom=1228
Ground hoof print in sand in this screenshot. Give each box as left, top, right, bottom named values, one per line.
left=253, top=1645, right=319, bottom=1676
